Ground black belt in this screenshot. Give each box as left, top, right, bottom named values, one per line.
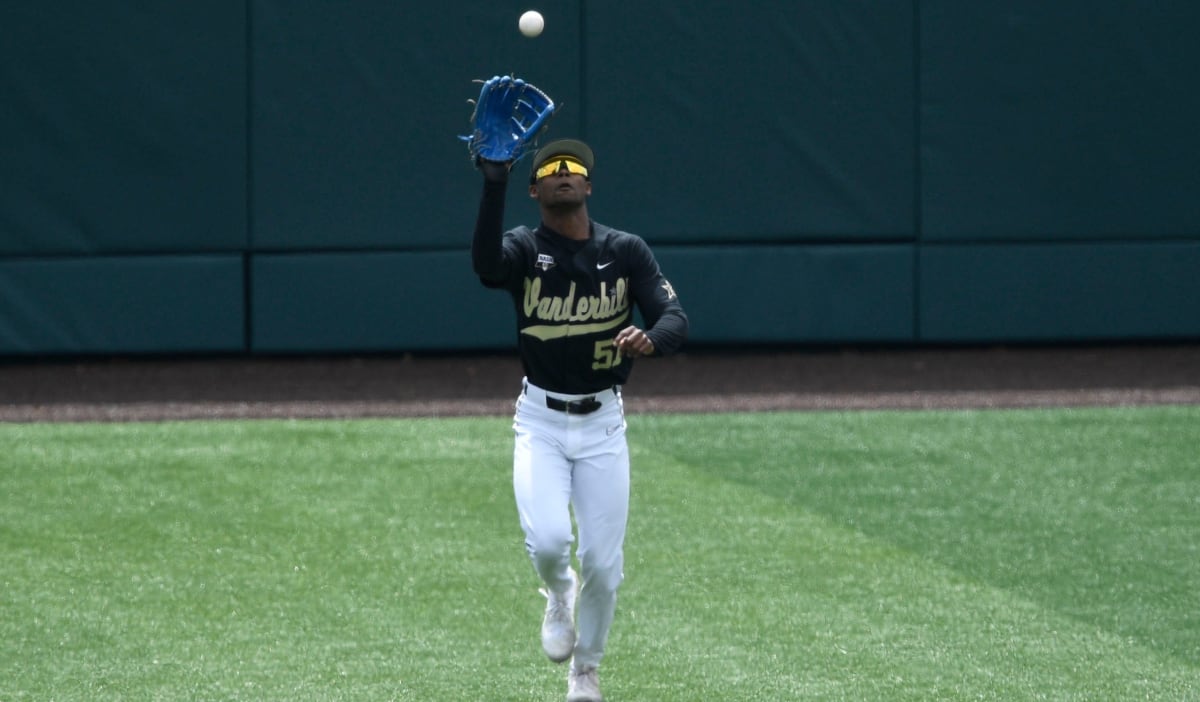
left=545, top=395, right=603, bottom=415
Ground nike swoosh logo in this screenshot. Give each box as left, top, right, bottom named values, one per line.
left=596, top=260, right=615, bottom=270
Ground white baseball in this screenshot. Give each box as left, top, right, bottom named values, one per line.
left=519, top=10, right=544, bottom=38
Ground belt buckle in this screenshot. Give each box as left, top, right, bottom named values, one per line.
left=566, top=397, right=602, bottom=414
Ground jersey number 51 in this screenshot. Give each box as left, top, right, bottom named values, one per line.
left=592, top=339, right=624, bottom=370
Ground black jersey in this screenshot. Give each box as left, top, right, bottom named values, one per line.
left=473, top=179, right=688, bottom=394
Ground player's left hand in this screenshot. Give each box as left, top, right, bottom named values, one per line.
left=614, top=326, right=655, bottom=358
left=478, top=158, right=512, bottom=182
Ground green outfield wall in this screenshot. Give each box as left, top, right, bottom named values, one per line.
left=3, top=2, right=1198, bottom=354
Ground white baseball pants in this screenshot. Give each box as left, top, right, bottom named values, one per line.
left=513, top=380, right=630, bottom=669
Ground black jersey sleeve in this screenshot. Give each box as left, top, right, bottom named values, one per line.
left=471, top=178, right=513, bottom=287
left=625, top=235, right=689, bottom=356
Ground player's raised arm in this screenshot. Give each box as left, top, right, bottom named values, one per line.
left=471, top=159, right=512, bottom=284
left=460, top=75, right=556, bottom=286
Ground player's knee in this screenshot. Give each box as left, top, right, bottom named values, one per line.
left=580, top=554, right=624, bottom=594
left=525, top=530, right=572, bottom=566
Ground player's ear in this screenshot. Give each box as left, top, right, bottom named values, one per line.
left=529, top=184, right=539, bottom=199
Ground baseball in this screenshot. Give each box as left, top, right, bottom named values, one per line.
left=519, top=10, right=544, bottom=38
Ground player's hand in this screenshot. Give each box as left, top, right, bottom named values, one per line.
left=614, top=326, right=655, bottom=358
left=477, top=158, right=512, bottom=183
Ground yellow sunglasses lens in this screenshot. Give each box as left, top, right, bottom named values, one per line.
left=535, top=158, right=589, bottom=180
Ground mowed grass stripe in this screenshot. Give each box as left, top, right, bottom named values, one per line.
left=634, top=408, right=1200, bottom=656
left=2, top=408, right=1198, bottom=700
left=620, top=438, right=1197, bottom=700
left=2, top=419, right=537, bottom=700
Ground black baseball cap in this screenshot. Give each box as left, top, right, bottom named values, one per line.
left=530, top=139, right=594, bottom=183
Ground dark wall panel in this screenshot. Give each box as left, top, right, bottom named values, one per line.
left=0, top=256, right=244, bottom=354
left=0, top=3, right=247, bottom=255
left=921, top=2, right=1200, bottom=241
left=920, top=242, right=1200, bottom=341
left=253, top=245, right=916, bottom=352
left=251, top=251, right=512, bottom=352
left=584, top=1, right=916, bottom=244
left=656, top=245, right=915, bottom=344
left=2, top=3, right=1198, bottom=356
left=251, top=0, right=582, bottom=252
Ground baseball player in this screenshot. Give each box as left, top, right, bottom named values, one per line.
left=472, top=139, right=688, bottom=702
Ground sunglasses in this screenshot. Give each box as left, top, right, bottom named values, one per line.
left=534, top=157, right=589, bottom=181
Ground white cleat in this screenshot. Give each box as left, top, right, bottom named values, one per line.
left=540, top=567, right=578, bottom=663
left=567, top=665, right=603, bottom=702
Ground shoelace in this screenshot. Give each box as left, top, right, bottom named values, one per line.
left=570, top=668, right=598, bottom=687
left=540, top=587, right=569, bottom=617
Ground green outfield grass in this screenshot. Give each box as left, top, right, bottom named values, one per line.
left=2, top=406, right=1198, bottom=700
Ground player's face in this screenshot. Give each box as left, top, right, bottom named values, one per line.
left=530, top=161, right=591, bottom=210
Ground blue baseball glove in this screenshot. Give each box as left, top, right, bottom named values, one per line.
left=460, top=75, right=556, bottom=164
